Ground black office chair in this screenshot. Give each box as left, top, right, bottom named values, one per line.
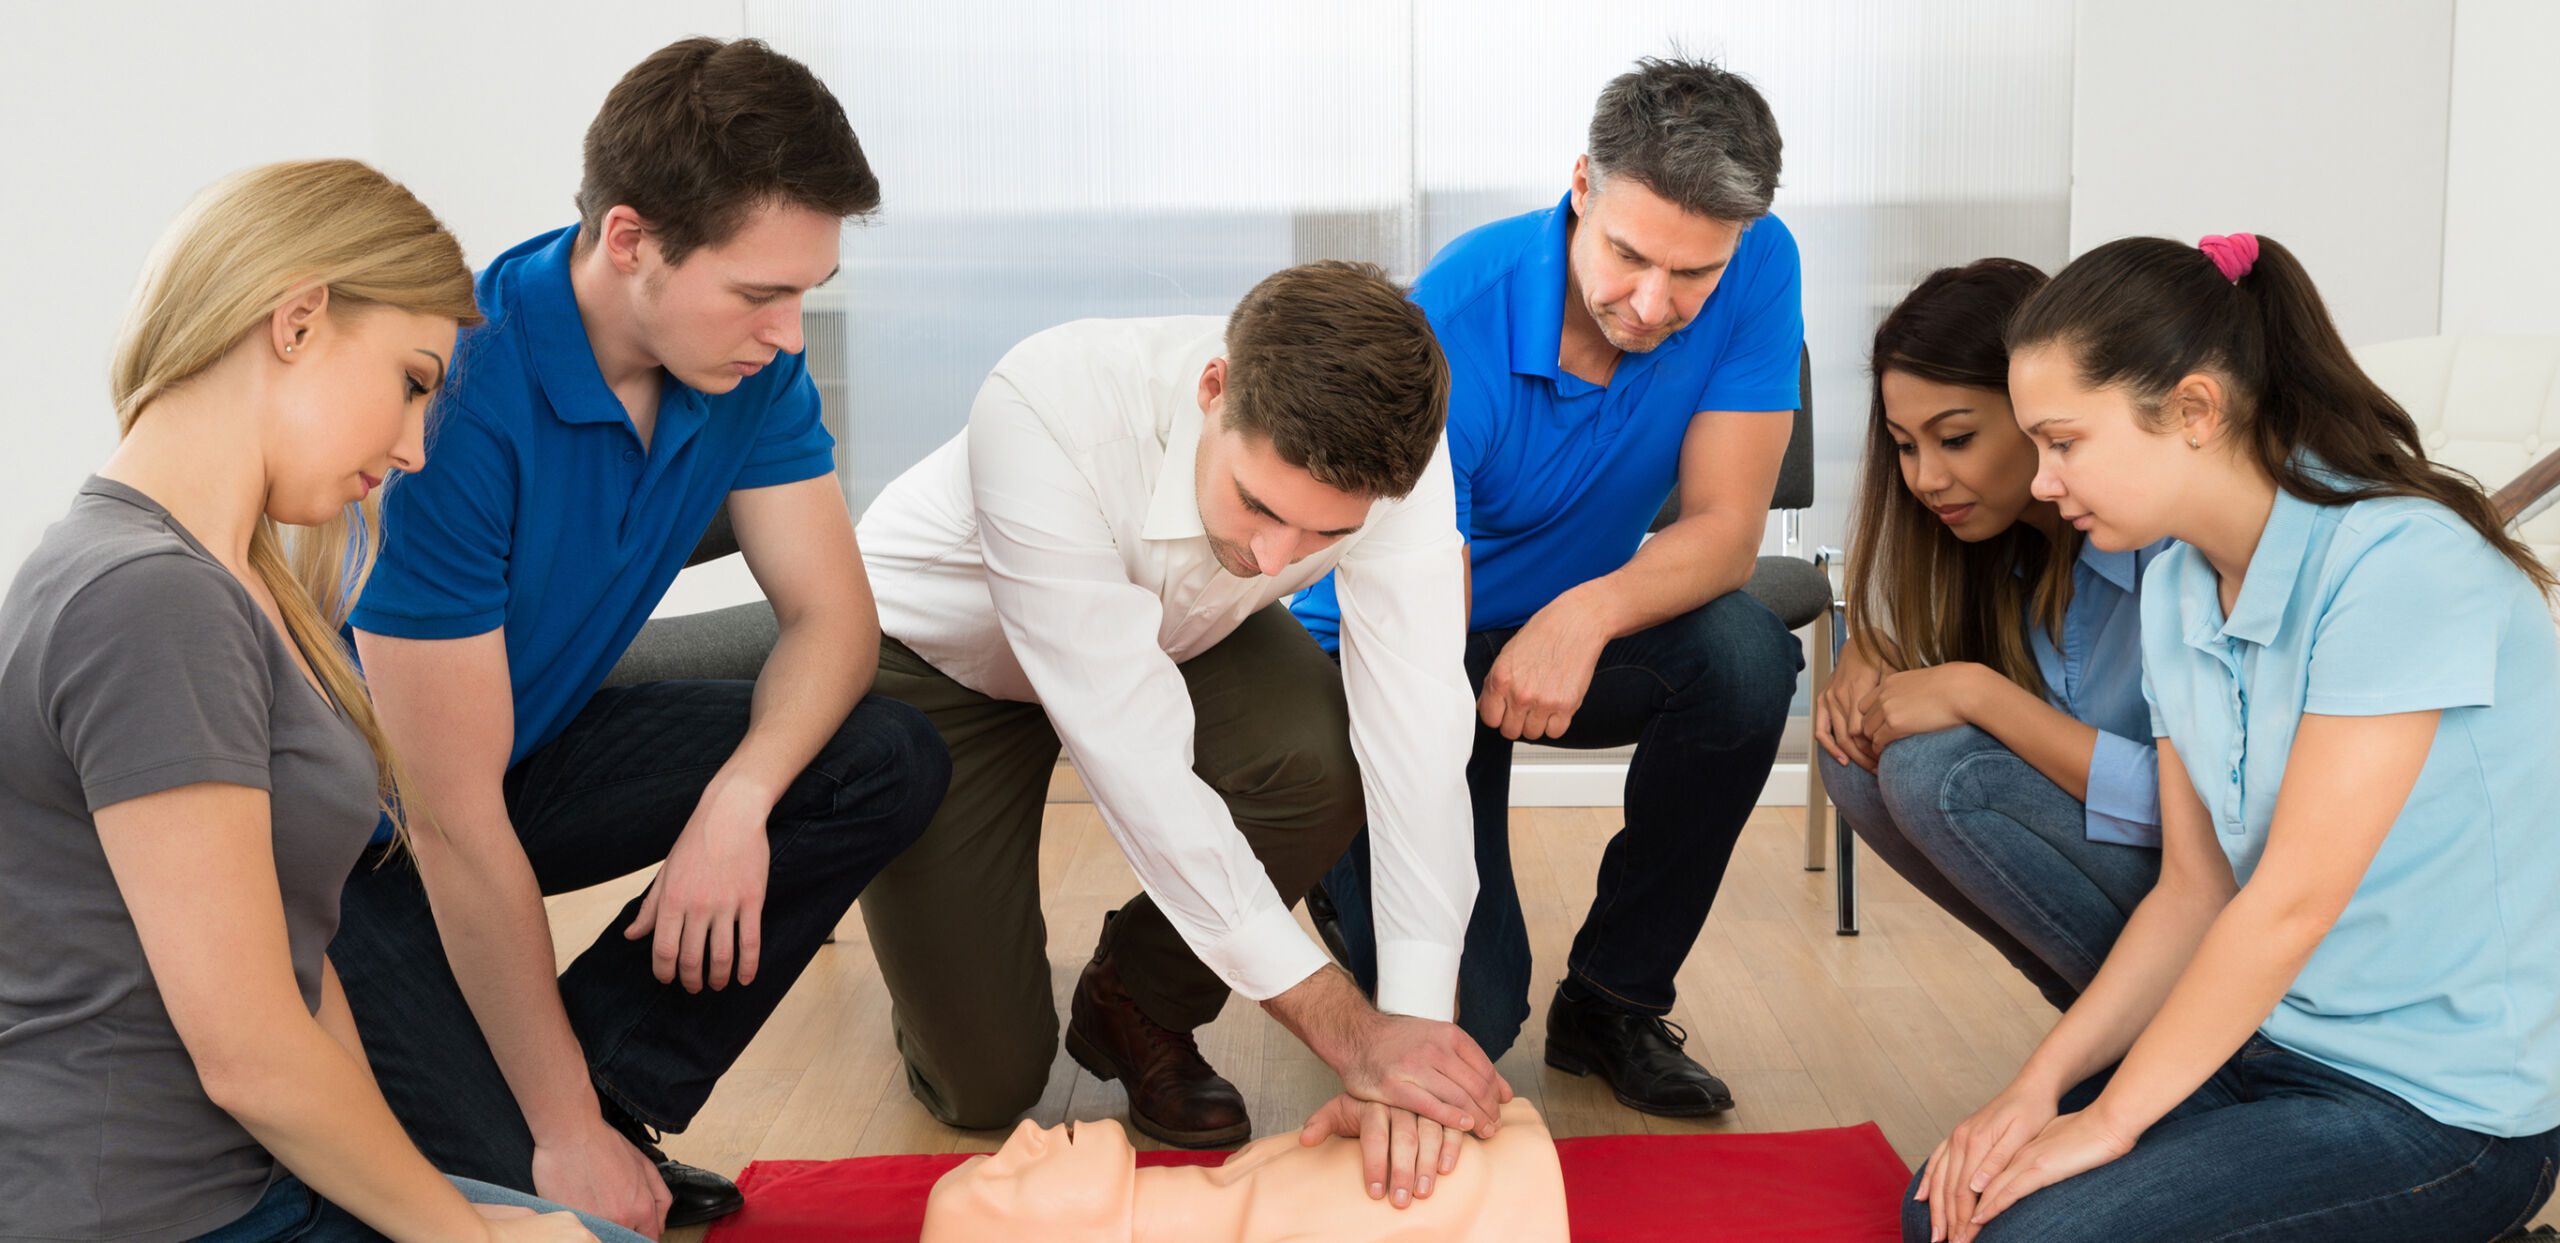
left=1648, top=346, right=1855, bottom=935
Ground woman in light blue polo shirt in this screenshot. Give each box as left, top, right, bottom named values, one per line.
left=1908, top=231, right=2560, bottom=1243
left=1818, top=258, right=2165, bottom=1015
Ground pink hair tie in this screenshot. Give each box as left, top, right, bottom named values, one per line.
left=2199, top=233, right=2259, bottom=283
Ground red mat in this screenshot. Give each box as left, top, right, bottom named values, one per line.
left=704, top=1124, right=1911, bottom=1242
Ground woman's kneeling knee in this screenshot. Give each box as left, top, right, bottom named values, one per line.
left=1874, top=725, right=2001, bottom=817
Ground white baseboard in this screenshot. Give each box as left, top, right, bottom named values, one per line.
left=1509, top=758, right=1808, bottom=808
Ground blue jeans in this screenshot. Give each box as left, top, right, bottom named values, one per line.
left=1903, top=1036, right=2560, bottom=1241
left=1319, top=592, right=1802, bottom=1058
left=194, top=1173, right=649, bottom=1243
left=1821, top=725, right=2157, bottom=1011
left=331, top=681, right=948, bottom=1189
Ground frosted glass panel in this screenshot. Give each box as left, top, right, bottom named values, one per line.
left=1412, top=1, right=2075, bottom=549
left=750, top=0, right=1416, bottom=508
left=750, top=0, right=2074, bottom=550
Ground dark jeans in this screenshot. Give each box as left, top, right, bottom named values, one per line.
left=1319, top=592, right=1801, bottom=1058
left=1904, top=1036, right=2560, bottom=1242
left=330, top=681, right=948, bottom=1189
left=193, top=1173, right=646, bottom=1243
left=1822, top=725, right=2159, bottom=1012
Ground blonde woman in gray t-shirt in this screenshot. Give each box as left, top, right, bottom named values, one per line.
left=0, top=162, right=639, bottom=1243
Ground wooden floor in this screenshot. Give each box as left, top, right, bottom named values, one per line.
left=547, top=805, right=2558, bottom=1238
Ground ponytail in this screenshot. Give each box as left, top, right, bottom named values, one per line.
left=2008, top=233, right=2553, bottom=595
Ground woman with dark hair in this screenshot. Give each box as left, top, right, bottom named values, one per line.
left=1818, top=258, right=2164, bottom=1014
left=1912, top=234, right=2560, bottom=1242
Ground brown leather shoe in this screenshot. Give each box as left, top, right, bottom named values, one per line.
left=1064, top=948, right=1252, bottom=1148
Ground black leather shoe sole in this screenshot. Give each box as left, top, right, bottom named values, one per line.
left=657, top=1159, right=745, bottom=1228
left=1543, top=1041, right=1738, bottom=1118
left=1064, top=1022, right=1253, bottom=1149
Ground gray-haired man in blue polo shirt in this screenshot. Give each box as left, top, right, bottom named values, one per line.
left=1298, top=56, right=1806, bottom=1119
left=330, top=39, right=947, bottom=1234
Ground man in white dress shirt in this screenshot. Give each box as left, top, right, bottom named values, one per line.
left=857, top=262, right=1506, bottom=1186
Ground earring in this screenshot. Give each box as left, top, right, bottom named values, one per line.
left=2187, top=436, right=2200, bottom=448
left=284, top=344, right=296, bottom=354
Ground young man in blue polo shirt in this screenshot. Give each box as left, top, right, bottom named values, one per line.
left=1296, top=56, right=1805, bottom=1116
left=329, top=39, right=947, bottom=1233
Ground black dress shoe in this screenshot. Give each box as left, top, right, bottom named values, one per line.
left=601, top=1098, right=746, bottom=1228
left=1542, top=984, right=1736, bottom=1117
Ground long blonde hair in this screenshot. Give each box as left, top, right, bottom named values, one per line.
left=110, top=159, right=479, bottom=837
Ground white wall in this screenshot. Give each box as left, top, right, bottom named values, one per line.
left=364, top=2, right=749, bottom=272
left=2440, top=0, right=2560, bottom=338
left=0, top=3, right=377, bottom=567
left=2070, top=0, right=2454, bottom=347
left=0, top=0, right=747, bottom=575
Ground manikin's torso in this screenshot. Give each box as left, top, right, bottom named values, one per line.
left=1215, top=1102, right=1565, bottom=1241
left=922, top=1099, right=1569, bottom=1243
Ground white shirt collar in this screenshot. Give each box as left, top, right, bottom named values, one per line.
left=1141, top=398, right=1208, bottom=541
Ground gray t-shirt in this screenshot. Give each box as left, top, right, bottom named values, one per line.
left=0, top=479, right=380, bottom=1243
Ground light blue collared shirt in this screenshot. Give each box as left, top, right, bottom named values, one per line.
left=2030, top=538, right=2169, bottom=848
left=2140, top=489, right=2560, bottom=1137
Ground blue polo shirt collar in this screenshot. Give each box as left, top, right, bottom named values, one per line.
left=515, top=225, right=712, bottom=455
left=1505, top=194, right=1573, bottom=386
left=517, top=228, right=623, bottom=427
left=2185, top=485, right=2318, bottom=650
left=1506, top=191, right=1700, bottom=400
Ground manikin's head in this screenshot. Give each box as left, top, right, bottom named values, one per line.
left=1565, top=56, right=1783, bottom=354
left=1192, top=261, right=1448, bottom=580
left=572, top=36, right=879, bottom=395
left=922, top=1118, right=1139, bottom=1243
